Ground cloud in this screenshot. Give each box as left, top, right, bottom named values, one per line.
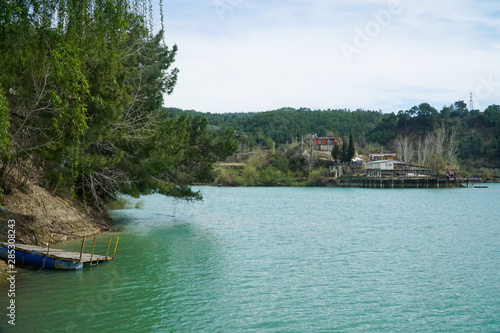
left=162, top=0, right=500, bottom=113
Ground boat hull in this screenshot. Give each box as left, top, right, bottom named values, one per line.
left=0, top=244, right=83, bottom=270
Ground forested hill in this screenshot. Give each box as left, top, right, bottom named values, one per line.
left=165, top=107, right=381, bottom=145
left=164, top=102, right=500, bottom=170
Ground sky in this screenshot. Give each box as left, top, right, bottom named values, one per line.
left=160, top=0, right=500, bottom=113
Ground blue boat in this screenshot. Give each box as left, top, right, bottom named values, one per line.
left=0, top=233, right=119, bottom=271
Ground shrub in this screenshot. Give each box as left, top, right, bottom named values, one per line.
left=242, top=165, right=258, bottom=181
left=307, top=168, right=327, bottom=186
left=107, top=198, right=130, bottom=210
left=258, top=167, right=283, bottom=186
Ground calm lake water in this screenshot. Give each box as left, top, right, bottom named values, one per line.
left=1, top=185, right=500, bottom=332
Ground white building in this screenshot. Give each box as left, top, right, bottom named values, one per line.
left=367, top=160, right=402, bottom=170
left=366, top=160, right=407, bottom=177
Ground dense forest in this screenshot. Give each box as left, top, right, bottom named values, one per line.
left=0, top=0, right=237, bottom=207
left=165, top=102, right=500, bottom=172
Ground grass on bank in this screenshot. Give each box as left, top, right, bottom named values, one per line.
left=107, top=197, right=144, bottom=210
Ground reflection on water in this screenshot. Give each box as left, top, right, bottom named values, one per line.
left=1, top=186, right=500, bottom=332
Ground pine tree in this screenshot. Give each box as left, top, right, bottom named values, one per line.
left=348, top=130, right=355, bottom=164
left=341, top=139, right=349, bottom=163
left=331, top=144, right=341, bottom=161
left=0, top=0, right=237, bottom=204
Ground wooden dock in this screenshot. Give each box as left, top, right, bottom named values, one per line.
left=8, top=243, right=109, bottom=263
left=0, top=233, right=119, bottom=270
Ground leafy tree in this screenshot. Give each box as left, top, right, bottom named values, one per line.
left=331, top=144, right=341, bottom=161
left=271, top=153, right=289, bottom=172
left=168, top=115, right=238, bottom=186
left=451, top=100, right=469, bottom=118
left=0, top=0, right=237, bottom=205
left=0, top=86, right=9, bottom=156
left=0, top=85, right=10, bottom=187
left=484, top=105, right=500, bottom=130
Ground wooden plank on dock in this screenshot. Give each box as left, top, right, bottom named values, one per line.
left=2, top=242, right=110, bottom=263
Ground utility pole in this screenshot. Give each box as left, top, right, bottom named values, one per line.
left=470, top=92, right=474, bottom=111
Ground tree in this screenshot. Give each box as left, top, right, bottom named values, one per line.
left=0, top=0, right=237, bottom=205
left=415, top=125, right=458, bottom=170
left=347, top=130, right=355, bottom=163
left=167, top=115, right=238, bottom=186
left=416, top=135, right=432, bottom=166
left=339, top=138, right=347, bottom=162
left=484, top=105, right=500, bottom=130
left=393, top=135, right=414, bottom=164
left=304, top=143, right=318, bottom=174
left=0, top=86, right=9, bottom=156
left=331, top=144, right=341, bottom=161
left=0, top=85, right=10, bottom=188
left=451, top=100, right=469, bottom=118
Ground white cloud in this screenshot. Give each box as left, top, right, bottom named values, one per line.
left=162, top=0, right=500, bottom=113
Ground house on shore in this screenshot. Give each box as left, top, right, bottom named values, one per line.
left=366, top=160, right=406, bottom=177
left=365, top=156, right=436, bottom=178
left=369, top=153, right=397, bottom=161
left=312, top=136, right=342, bottom=151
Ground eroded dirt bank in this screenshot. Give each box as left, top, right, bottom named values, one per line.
left=0, top=184, right=115, bottom=282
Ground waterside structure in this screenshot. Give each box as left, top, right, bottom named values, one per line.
left=329, top=176, right=460, bottom=189
left=0, top=232, right=119, bottom=270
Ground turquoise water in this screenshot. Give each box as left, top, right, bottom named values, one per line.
left=1, top=185, right=500, bottom=332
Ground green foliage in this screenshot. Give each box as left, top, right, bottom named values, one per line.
left=331, top=143, right=341, bottom=160
left=232, top=175, right=250, bottom=186
left=348, top=131, right=355, bottom=161
left=246, top=150, right=268, bottom=169
left=242, top=165, right=259, bottom=182
left=166, top=107, right=382, bottom=148
left=215, top=168, right=232, bottom=186
left=271, top=153, right=289, bottom=172
left=258, top=167, right=284, bottom=186
left=107, top=197, right=144, bottom=210
left=213, top=150, right=306, bottom=187
left=0, top=85, right=10, bottom=159
left=459, top=132, right=485, bottom=160
left=0, top=0, right=238, bottom=205
left=484, top=105, right=500, bottom=131
left=107, top=198, right=130, bottom=210
left=341, top=138, right=349, bottom=163
left=0, top=270, right=9, bottom=285
left=169, top=104, right=500, bottom=170
left=165, top=114, right=238, bottom=187
left=479, top=168, right=496, bottom=181
left=307, top=168, right=327, bottom=186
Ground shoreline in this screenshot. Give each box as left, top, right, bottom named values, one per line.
left=0, top=184, right=115, bottom=284
left=212, top=176, right=492, bottom=188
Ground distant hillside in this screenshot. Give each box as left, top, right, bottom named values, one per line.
left=163, top=102, right=500, bottom=171
left=164, top=107, right=381, bottom=145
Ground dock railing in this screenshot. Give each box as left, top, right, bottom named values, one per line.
left=46, top=232, right=119, bottom=264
